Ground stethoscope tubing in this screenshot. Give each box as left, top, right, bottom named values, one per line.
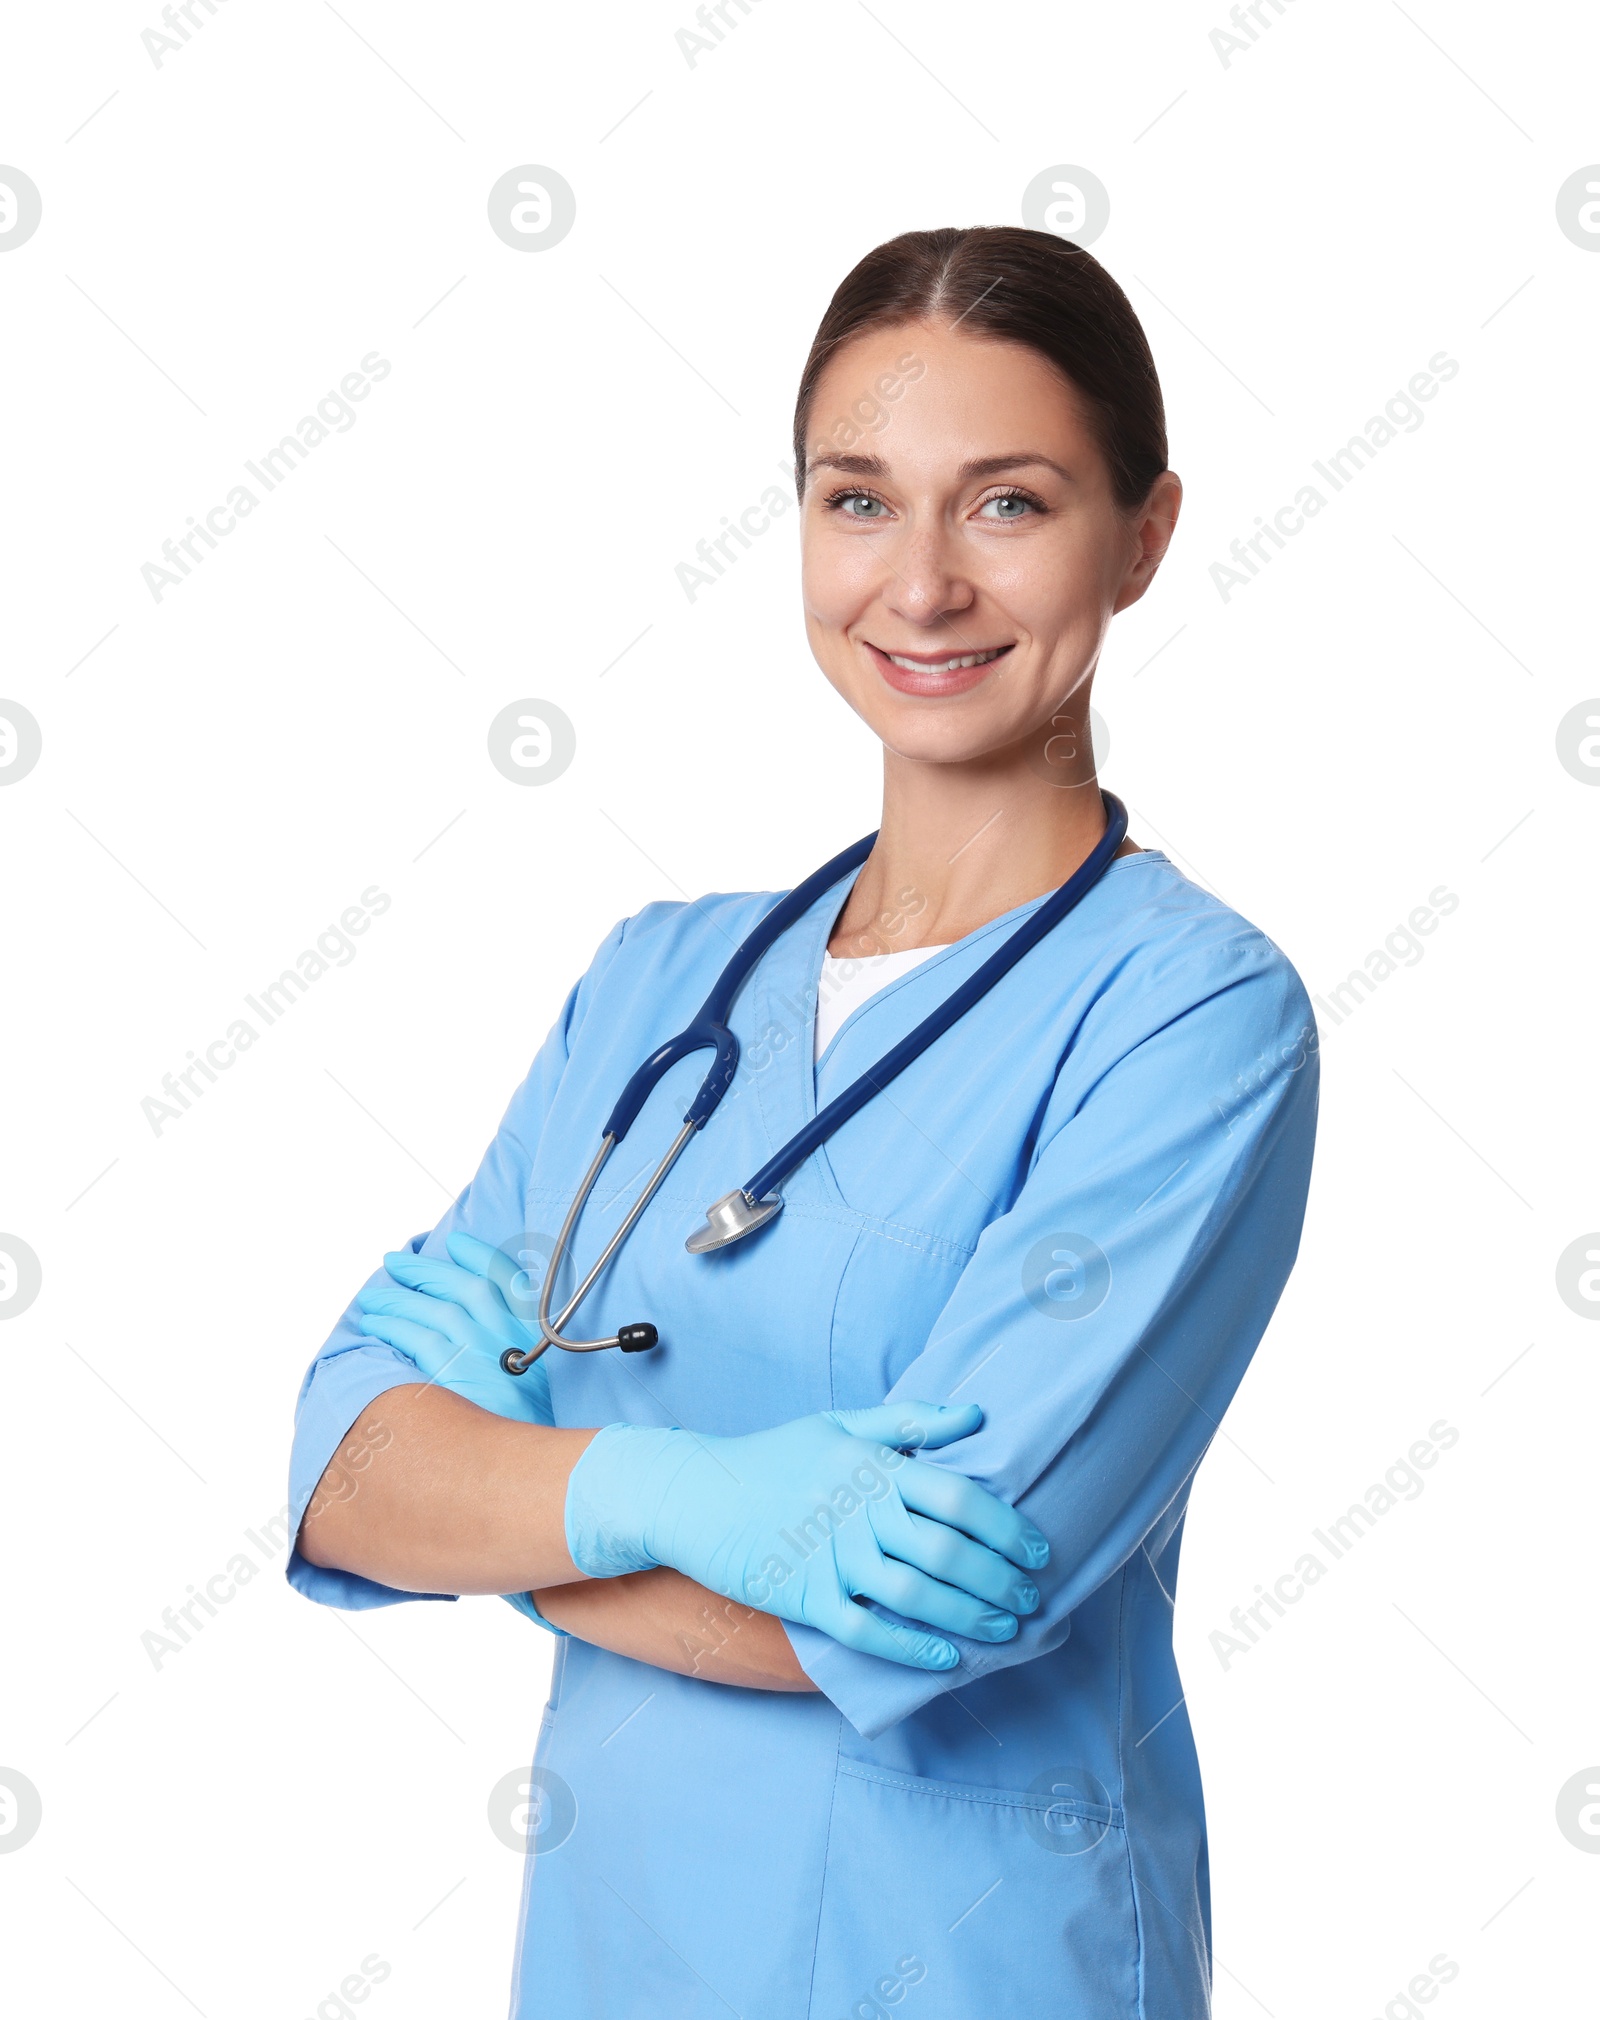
left=532, top=1122, right=697, bottom=1359
left=739, top=791, right=1128, bottom=1206
left=507, top=841, right=880, bottom=1365
left=503, top=792, right=1127, bottom=1368
left=598, top=830, right=879, bottom=1147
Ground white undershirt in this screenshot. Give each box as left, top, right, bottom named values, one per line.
left=813, top=850, right=1155, bottom=1062
left=814, top=944, right=951, bottom=1061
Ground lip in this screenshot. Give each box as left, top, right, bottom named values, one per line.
left=865, top=640, right=1014, bottom=697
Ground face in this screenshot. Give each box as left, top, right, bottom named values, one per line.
left=800, top=320, right=1181, bottom=770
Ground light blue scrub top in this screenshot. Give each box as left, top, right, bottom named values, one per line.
left=288, top=848, right=1319, bottom=2019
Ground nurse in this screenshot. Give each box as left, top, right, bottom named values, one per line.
left=291, top=225, right=1318, bottom=2017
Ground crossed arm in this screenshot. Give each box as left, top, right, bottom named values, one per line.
left=297, top=938, right=1319, bottom=1726
left=297, top=1382, right=816, bottom=1689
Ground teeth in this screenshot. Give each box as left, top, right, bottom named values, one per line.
left=886, top=648, right=1005, bottom=674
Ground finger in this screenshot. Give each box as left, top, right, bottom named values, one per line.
left=894, top=1459, right=1051, bottom=1571
left=353, top=1312, right=474, bottom=1385
left=445, top=1231, right=526, bottom=1302
left=382, top=1252, right=511, bottom=1337
left=848, top=1557, right=1020, bottom=1645
left=445, top=1233, right=551, bottom=1334
left=808, top=1591, right=959, bottom=1671
left=382, top=1251, right=485, bottom=1302
left=441, top=1231, right=502, bottom=1278
left=355, top=1283, right=472, bottom=1349
left=866, top=1501, right=1041, bottom=1614
left=837, top=1517, right=1024, bottom=1640
left=382, top=1251, right=481, bottom=1296
left=830, top=1400, right=983, bottom=1452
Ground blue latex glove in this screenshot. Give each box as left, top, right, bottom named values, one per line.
left=354, top=1232, right=564, bottom=1633
left=565, top=1404, right=1049, bottom=1671
left=501, top=1589, right=566, bottom=1635
left=354, top=1232, right=555, bottom=1427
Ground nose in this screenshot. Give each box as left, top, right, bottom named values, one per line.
left=878, top=518, right=976, bottom=629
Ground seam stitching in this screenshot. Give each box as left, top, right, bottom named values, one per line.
left=520, top=1184, right=977, bottom=1265
left=1115, top=1564, right=1149, bottom=2019
left=802, top=1711, right=847, bottom=2020
left=836, top=1760, right=1128, bottom=1826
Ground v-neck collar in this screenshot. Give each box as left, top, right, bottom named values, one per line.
left=740, top=847, right=1169, bottom=1211
left=811, top=893, right=1049, bottom=1078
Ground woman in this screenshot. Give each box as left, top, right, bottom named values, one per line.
left=291, top=226, right=1318, bottom=2017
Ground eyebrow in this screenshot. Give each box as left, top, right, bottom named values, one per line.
left=806, top=450, right=1075, bottom=484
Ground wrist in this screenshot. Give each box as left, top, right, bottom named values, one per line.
left=501, top=1588, right=570, bottom=1637
left=564, top=1423, right=694, bottom=1579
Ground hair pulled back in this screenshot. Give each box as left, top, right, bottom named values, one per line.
left=793, top=226, right=1167, bottom=512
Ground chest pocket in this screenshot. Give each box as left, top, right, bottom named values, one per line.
left=820, top=1219, right=972, bottom=1409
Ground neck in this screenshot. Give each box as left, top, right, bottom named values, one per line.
left=829, top=746, right=1126, bottom=957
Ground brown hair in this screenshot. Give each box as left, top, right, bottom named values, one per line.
left=793, top=226, right=1168, bottom=512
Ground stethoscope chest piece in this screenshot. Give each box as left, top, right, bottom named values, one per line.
left=685, top=1188, right=784, bottom=1255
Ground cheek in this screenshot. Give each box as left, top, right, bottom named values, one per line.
left=981, top=533, right=1105, bottom=639
left=801, top=529, right=879, bottom=624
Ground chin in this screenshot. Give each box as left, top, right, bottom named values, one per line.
left=863, top=700, right=1024, bottom=768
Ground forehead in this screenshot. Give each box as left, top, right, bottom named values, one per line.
left=806, top=320, right=1094, bottom=467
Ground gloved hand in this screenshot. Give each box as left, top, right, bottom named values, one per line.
left=353, top=1232, right=555, bottom=1428
left=565, top=1404, right=1049, bottom=1670
left=354, top=1232, right=563, bottom=1635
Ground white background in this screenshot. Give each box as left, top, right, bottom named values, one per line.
left=2, top=1, right=1596, bottom=2014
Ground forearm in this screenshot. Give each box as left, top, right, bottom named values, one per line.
left=297, top=1384, right=598, bottom=1596
left=533, top=1568, right=818, bottom=1691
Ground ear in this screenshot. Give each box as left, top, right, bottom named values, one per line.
left=1113, top=471, right=1182, bottom=615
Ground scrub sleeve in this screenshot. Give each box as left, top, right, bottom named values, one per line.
left=283, top=919, right=630, bottom=1616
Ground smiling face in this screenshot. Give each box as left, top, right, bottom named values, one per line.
left=800, top=320, right=1181, bottom=773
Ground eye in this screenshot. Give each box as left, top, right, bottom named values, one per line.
left=976, top=489, right=1044, bottom=522
left=825, top=488, right=893, bottom=521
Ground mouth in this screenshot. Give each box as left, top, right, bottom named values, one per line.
left=865, top=640, right=1015, bottom=696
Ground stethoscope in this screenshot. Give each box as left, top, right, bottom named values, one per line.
left=500, top=791, right=1129, bottom=1375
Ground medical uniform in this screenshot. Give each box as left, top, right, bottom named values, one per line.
left=288, top=847, right=1318, bottom=2018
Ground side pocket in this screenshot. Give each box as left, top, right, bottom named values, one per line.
left=810, top=1764, right=1140, bottom=2017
